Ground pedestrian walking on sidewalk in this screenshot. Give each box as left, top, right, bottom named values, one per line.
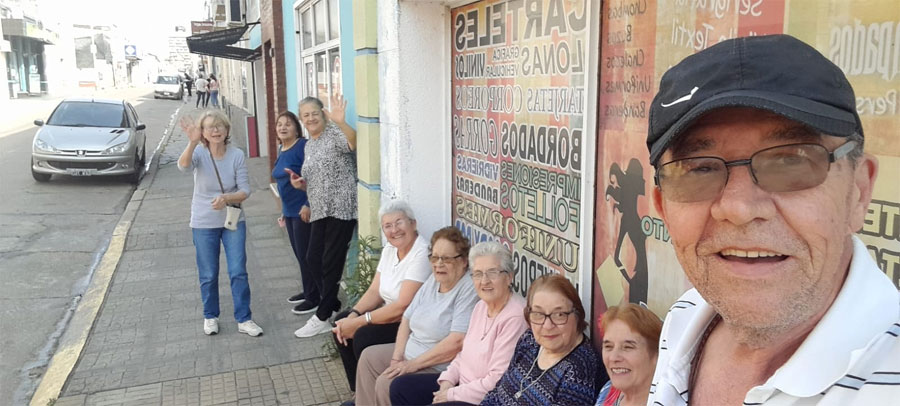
left=195, top=75, right=209, bottom=108
left=178, top=109, right=263, bottom=337
left=292, top=94, right=358, bottom=338
left=271, top=111, right=317, bottom=314
left=184, top=73, right=193, bottom=97
left=208, top=74, right=220, bottom=108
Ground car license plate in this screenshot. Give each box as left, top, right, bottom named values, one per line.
left=67, top=168, right=95, bottom=176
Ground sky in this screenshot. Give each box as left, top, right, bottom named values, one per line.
left=38, top=0, right=209, bottom=55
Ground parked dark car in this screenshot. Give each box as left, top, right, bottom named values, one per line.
left=31, top=98, right=147, bottom=183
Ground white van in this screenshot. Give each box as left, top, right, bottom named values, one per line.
left=153, top=75, right=183, bottom=99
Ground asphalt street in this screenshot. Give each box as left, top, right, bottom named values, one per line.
left=0, top=89, right=186, bottom=406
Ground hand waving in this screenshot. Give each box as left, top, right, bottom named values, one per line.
left=179, top=116, right=202, bottom=144
left=323, top=94, right=347, bottom=126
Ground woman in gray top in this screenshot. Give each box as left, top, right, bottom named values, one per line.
left=177, top=110, right=262, bottom=337
left=353, top=227, right=480, bottom=406
left=291, top=94, right=359, bottom=338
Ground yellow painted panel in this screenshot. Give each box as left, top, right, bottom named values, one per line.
left=354, top=54, right=379, bottom=117
left=356, top=122, right=380, bottom=184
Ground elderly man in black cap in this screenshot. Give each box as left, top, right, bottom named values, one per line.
left=647, top=34, right=898, bottom=405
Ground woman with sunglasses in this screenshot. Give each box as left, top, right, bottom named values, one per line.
left=481, top=274, right=602, bottom=405
left=353, top=227, right=479, bottom=406
left=388, top=241, right=529, bottom=405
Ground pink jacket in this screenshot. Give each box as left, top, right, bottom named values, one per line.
left=438, top=295, right=528, bottom=404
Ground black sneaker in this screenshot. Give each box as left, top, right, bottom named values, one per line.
left=292, top=301, right=319, bottom=315
left=340, top=400, right=355, bottom=406
left=287, top=293, right=306, bottom=304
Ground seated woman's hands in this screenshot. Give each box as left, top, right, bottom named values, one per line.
left=381, top=357, right=421, bottom=379
left=432, top=381, right=454, bottom=403
left=332, top=313, right=365, bottom=345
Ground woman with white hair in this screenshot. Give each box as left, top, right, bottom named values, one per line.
left=331, top=200, right=432, bottom=393
left=389, top=241, right=528, bottom=405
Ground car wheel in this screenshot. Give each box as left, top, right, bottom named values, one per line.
left=31, top=160, right=51, bottom=182
left=129, top=150, right=144, bottom=184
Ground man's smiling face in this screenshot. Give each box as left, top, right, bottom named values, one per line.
left=653, top=107, right=877, bottom=333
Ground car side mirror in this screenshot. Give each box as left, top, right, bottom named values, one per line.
left=135, top=123, right=146, bottom=131
left=34, top=119, right=44, bottom=126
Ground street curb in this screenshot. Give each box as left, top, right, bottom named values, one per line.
left=29, top=106, right=183, bottom=406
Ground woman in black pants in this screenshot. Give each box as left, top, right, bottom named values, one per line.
left=291, top=94, right=359, bottom=339
left=331, top=200, right=431, bottom=391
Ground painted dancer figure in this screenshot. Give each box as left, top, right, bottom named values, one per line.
left=605, top=158, right=648, bottom=306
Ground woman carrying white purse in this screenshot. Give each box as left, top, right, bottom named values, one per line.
left=178, top=109, right=263, bottom=337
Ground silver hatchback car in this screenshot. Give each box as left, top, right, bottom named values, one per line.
left=31, top=98, right=147, bottom=183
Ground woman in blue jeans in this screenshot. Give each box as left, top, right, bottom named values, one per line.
left=271, top=111, right=316, bottom=314
left=177, top=109, right=263, bottom=337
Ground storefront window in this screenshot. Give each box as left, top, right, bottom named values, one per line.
left=296, top=0, right=341, bottom=108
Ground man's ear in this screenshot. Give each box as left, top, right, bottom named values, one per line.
left=848, top=153, right=878, bottom=233
left=653, top=186, right=667, bottom=224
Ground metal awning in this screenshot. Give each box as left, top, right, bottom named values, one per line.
left=186, top=23, right=260, bottom=61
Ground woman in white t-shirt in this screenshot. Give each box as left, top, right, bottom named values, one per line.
left=332, top=200, right=431, bottom=392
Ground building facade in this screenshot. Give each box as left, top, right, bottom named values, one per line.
left=218, top=0, right=900, bottom=344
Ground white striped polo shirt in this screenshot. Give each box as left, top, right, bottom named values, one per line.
left=648, top=236, right=900, bottom=405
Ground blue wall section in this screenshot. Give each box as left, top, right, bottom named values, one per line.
left=280, top=0, right=355, bottom=125
left=282, top=0, right=299, bottom=113
left=249, top=24, right=261, bottom=49
left=339, top=0, right=356, bottom=128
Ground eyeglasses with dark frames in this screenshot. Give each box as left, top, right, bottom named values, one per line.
left=527, top=309, right=575, bottom=326
left=655, top=141, right=857, bottom=203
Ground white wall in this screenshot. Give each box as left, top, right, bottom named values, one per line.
left=378, top=0, right=451, bottom=239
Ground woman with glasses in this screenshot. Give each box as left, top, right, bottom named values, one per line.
left=388, top=241, right=529, bottom=405
left=481, top=274, right=602, bottom=405
left=177, top=110, right=263, bottom=337
left=292, top=94, right=359, bottom=338
left=353, top=227, right=479, bottom=406
left=330, top=200, right=432, bottom=394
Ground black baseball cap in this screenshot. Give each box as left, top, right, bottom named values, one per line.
left=647, top=34, right=863, bottom=166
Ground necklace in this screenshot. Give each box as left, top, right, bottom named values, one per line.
left=481, top=295, right=510, bottom=340
left=281, top=138, right=298, bottom=151
left=515, top=347, right=551, bottom=399
left=687, top=314, right=721, bottom=401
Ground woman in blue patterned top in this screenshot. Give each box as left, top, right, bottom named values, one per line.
left=482, top=274, right=603, bottom=405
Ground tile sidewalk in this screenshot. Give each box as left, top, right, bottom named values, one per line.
left=51, top=109, right=353, bottom=406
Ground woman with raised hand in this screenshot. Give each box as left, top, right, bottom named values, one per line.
left=389, top=241, right=529, bottom=405
left=291, top=94, right=359, bottom=338
left=177, top=110, right=262, bottom=337
left=331, top=200, right=431, bottom=393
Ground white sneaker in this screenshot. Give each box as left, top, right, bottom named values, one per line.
left=203, top=318, right=219, bottom=335
left=294, top=316, right=332, bottom=338
left=238, top=320, right=264, bottom=337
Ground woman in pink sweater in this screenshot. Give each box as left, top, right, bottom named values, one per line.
left=388, top=241, right=528, bottom=405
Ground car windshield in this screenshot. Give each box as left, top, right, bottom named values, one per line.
left=46, top=102, right=127, bottom=128
left=157, top=76, right=179, bottom=84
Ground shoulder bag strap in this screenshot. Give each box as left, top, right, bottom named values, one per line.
left=208, top=149, right=227, bottom=195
